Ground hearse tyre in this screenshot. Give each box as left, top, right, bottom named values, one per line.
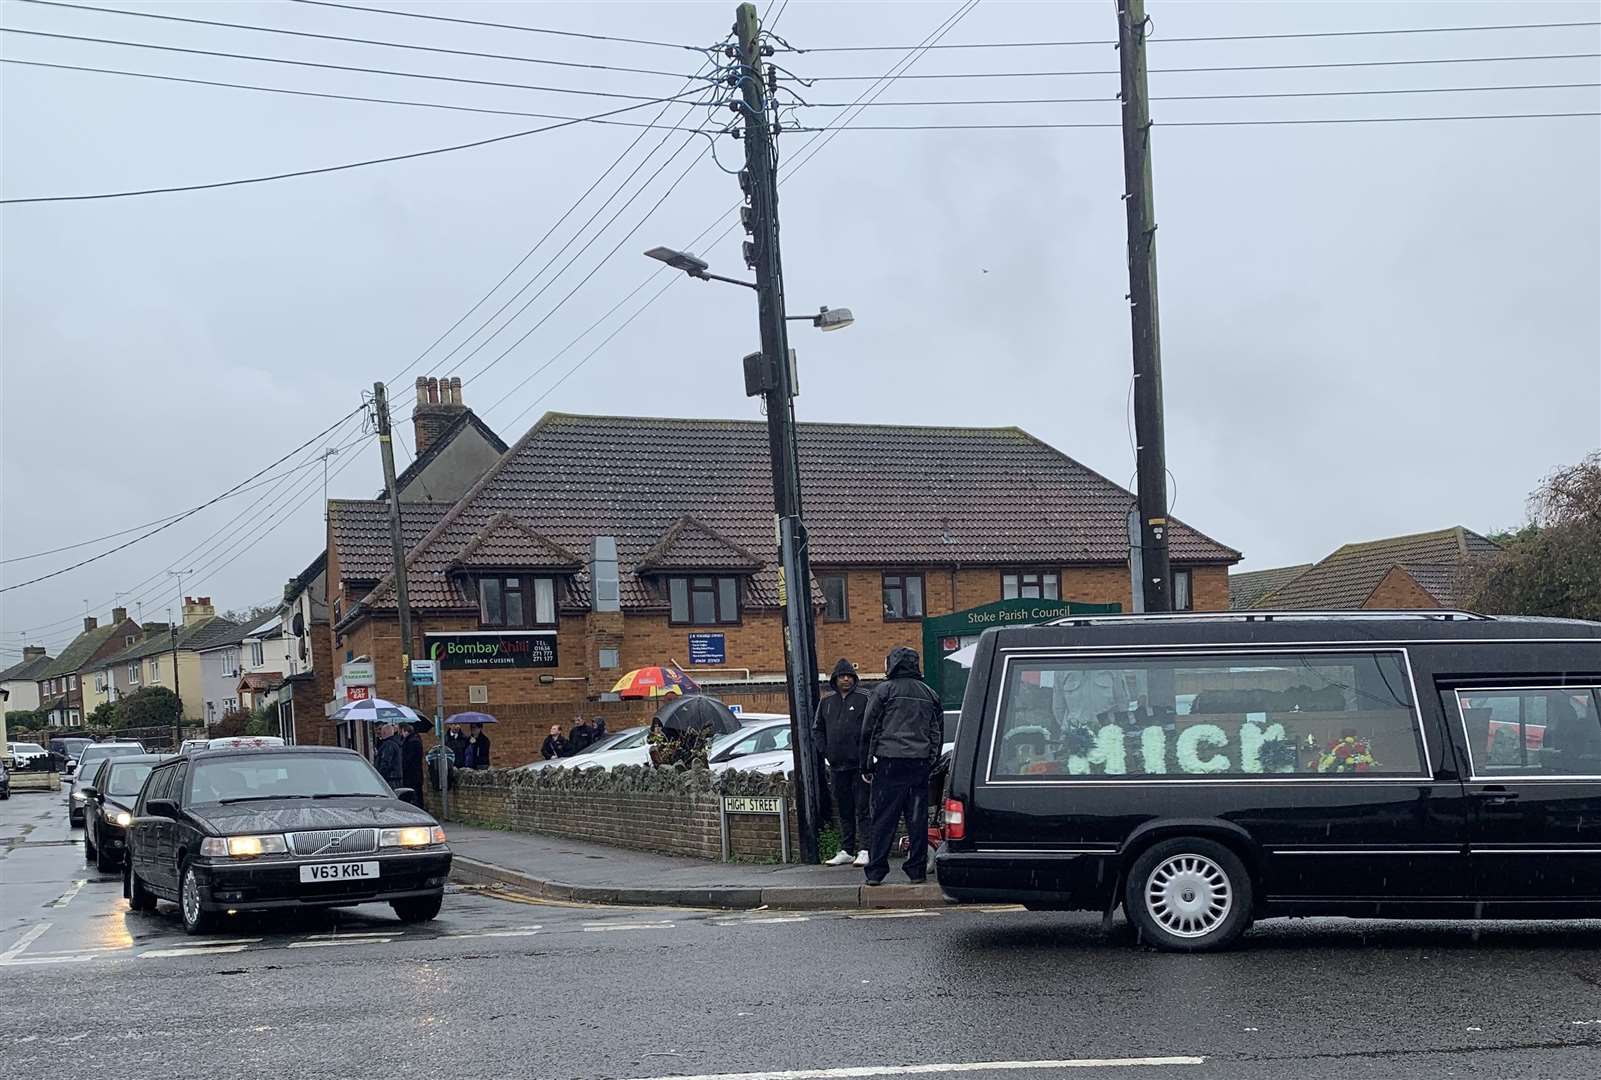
left=180, top=860, right=217, bottom=935
left=1124, top=836, right=1254, bottom=952
left=392, top=893, right=443, bottom=924
left=124, top=858, right=158, bottom=913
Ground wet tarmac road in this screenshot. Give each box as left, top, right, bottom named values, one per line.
left=3, top=792, right=1599, bottom=1079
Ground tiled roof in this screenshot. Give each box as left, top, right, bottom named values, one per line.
left=0, top=653, right=54, bottom=682
left=1228, top=564, right=1313, bottom=610
left=381, top=409, right=508, bottom=501
left=1394, top=563, right=1469, bottom=607
left=97, top=617, right=242, bottom=666
left=451, top=513, right=583, bottom=572
left=237, top=672, right=284, bottom=693
left=346, top=413, right=1240, bottom=622
left=329, top=500, right=451, bottom=582
left=636, top=516, right=764, bottom=573
left=1263, top=527, right=1500, bottom=610
left=40, top=623, right=126, bottom=679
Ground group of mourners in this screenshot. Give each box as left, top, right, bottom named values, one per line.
left=540, top=715, right=610, bottom=760
left=372, top=719, right=492, bottom=803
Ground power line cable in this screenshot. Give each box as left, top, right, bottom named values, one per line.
left=288, top=0, right=708, bottom=53
left=0, top=408, right=365, bottom=594
left=16, top=1, right=697, bottom=80
left=0, top=86, right=706, bottom=203
left=803, top=52, right=1601, bottom=80
left=803, top=82, right=1601, bottom=107
left=0, top=27, right=688, bottom=103
left=0, top=58, right=705, bottom=131
left=788, top=20, right=1601, bottom=52
left=794, top=111, right=1601, bottom=131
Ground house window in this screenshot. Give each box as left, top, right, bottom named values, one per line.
left=882, top=573, right=925, bottom=621
left=68, top=709, right=79, bottom=724
left=821, top=574, right=849, bottom=622
left=128, top=663, right=141, bottom=685
left=667, top=576, right=740, bottom=626
left=68, top=674, right=78, bottom=690
left=125, top=635, right=136, bottom=647
left=95, top=674, right=106, bottom=692
left=1002, top=571, right=1060, bottom=601
left=1173, top=569, right=1193, bottom=611
left=478, top=576, right=558, bottom=628
left=249, top=641, right=265, bottom=667
left=149, top=657, right=160, bottom=681
left=598, top=647, right=620, bottom=670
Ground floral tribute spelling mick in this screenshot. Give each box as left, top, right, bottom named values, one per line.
left=1016, top=720, right=1305, bottom=776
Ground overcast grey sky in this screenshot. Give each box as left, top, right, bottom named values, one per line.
left=3, top=0, right=1598, bottom=655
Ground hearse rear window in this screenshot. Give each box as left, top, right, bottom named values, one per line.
left=1456, top=687, right=1601, bottom=778
left=988, top=650, right=1425, bottom=781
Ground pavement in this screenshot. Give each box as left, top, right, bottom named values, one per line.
left=445, top=824, right=945, bottom=909
left=6, top=791, right=1601, bottom=1080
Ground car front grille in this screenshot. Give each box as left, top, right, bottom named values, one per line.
left=286, top=828, right=378, bottom=857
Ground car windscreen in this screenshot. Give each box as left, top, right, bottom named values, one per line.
left=188, top=754, right=392, bottom=804
left=15, top=743, right=45, bottom=754
left=78, top=745, right=143, bottom=770
left=105, top=763, right=155, bottom=798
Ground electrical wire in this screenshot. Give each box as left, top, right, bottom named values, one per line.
left=288, top=0, right=709, bottom=54
left=0, top=408, right=365, bottom=594
left=793, top=111, right=1601, bottom=131
left=803, top=82, right=1601, bottom=107
left=0, top=58, right=707, bottom=131
left=803, top=52, right=1601, bottom=81
left=0, top=87, right=707, bottom=204
left=16, top=1, right=696, bottom=81
left=788, top=20, right=1601, bottom=52
left=0, top=27, right=687, bottom=103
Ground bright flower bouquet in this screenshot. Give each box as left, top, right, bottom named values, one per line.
left=1316, top=733, right=1377, bottom=774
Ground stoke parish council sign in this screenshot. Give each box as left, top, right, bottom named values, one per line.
left=425, top=631, right=558, bottom=670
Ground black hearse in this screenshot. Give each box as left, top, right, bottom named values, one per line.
left=936, top=611, right=1601, bottom=951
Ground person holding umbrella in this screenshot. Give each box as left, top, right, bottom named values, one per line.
left=465, top=723, right=492, bottom=769
left=446, top=725, right=469, bottom=766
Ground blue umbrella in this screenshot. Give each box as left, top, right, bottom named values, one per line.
left=444, top=711, right=497, bottom=725
left=331, top=697, right=424, bottom=724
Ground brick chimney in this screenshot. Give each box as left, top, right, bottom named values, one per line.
left=83, top=615, right=98, bottom=633
left=111, top=606, right=128, bottom=624
left=412, top=375, right=467, bottom=456
left=183, top=596, right=216, bottom=627
left=22, top=645, right=46, bottom=661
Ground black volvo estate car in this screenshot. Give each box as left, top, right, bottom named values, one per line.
left=936, top=611, right=1601, bottom=951
left=124, top=745, right=451, bottom=934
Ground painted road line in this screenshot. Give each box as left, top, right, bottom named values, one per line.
left=140, top=945, right=252, bottom=959
left=581, top=922, right=674, bottom=932
left=301, top=931, right=398, bottom=940
left=616, top=1058, right=1206, bottom=1080
left=713, top=916, right=812, bottom=926
left=847, top=910, right=942, bottom=920
left=49, top=879, right=87, bottom=908
left=286, top=938, right=395, bottom=948
left=444, top=929, right=542, bottom=939
left=0, top=922, right=52, bottom=962
left=0, top=953, right=101, bottom=966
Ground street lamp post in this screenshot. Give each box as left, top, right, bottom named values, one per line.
left=645, top=244, right=854, bottom=864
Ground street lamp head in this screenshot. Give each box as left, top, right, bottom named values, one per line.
left=814, top=306, right=854, bottom=332
left=644, top=246, right=709, bottom=276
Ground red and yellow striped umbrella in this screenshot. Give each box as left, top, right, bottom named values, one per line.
left=610, top=664, right=700, bottom=699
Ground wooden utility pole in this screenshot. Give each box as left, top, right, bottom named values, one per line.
left=373, top=382, right=418, bottom=709
left=734, top=1, right=822, bottom=863
left=1116, top=0, right=1173, bottom=612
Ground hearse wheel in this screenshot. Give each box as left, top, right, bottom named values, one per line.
left=1125, top=837, right=1252, bottom=953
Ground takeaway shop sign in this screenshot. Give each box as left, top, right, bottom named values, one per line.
left=425, top=631, right=558, bottom=670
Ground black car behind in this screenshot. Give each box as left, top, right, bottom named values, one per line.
left=81, top=755, right=165, bottom=872
left=125, top=746, right=451, bottom=934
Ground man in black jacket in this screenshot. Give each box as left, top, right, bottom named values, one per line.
left=813, top=658, right=872, bottom=867
left=373, top=722, right=405, bottom=791
left=399, top=722, right=426, bottom=807
left=541, top=725, right=570, bottom=761
left=859, top=646, right=943, bottom=885
left=568, top=716, right=596, bottom=756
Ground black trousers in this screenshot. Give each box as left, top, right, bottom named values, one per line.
left=866, top=758, right=931, bottom=883
left=830, top=766, right=871, bottom=853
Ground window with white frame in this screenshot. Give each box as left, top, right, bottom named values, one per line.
left=149, top=657, right=161, bottom=681
left=249, top=641, right=265, bottom=667
left=68, top=674, right=78, bottom=690
left=128, top=663, right=141, bottom=685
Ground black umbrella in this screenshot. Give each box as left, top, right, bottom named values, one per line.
left=653, top=694, right=742, bottom=737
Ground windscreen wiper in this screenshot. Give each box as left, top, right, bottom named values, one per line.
left=216, top=794, right=311, bottom=804
left=311, top=791, right=381, bottom=799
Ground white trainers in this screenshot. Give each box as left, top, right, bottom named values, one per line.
left=853, top=850, right=869, bottom=867
left=826, top=850, right=855, bottom=866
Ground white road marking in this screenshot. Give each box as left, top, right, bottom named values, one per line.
left=50, top=880, right=87, bottom=908
left=847, top=910, right=942, bottom=920
left=714, top=916, right=811, bottom=926
left=0, top=922, right=53, bottom=961
left=301, top=931, right=397, bottom=940
left=444, top=929, right=541, bottom=940
left=140, top=945, right=251, bottom=958
left=616, top=1057, right=1206, bottom=1080
left=0, top=953, right=101, bottom=966
left=582, top=922, right=674, bottom=932
left=287, top=938, right=393, bottom=948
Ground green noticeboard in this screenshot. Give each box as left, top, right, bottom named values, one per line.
left=923, top=598, right=1121, bottom=710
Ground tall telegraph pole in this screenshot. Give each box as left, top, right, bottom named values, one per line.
left=167, top=568, right=191, bottom=748
left=373, top=382, right=418, bottom=709
left=1116, top=0, right=1173, bottom=612
left=734, top=1, right=822, bottom=864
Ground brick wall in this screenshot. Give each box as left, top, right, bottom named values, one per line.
left=1361, top=566, right=1442, bottom=610
left=425, top=767, right=798, bottom=861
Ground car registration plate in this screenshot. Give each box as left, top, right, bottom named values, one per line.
left=299, top=861, right=379, bottom=883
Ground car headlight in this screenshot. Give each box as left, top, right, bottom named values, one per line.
left=103, top=807, right=132, bottom=827
left=200, top=834, right=288, bottom=858
left=380, top=825, right=446, bottom=848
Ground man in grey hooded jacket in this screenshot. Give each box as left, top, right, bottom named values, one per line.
left=858, top=646, right=942, bottom=885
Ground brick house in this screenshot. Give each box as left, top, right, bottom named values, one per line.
left=326, top=413, right=1241, bottom=764
left=1229, top=526, right=1501, bottom=611
left=36, top=609, right=144, bottom=726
